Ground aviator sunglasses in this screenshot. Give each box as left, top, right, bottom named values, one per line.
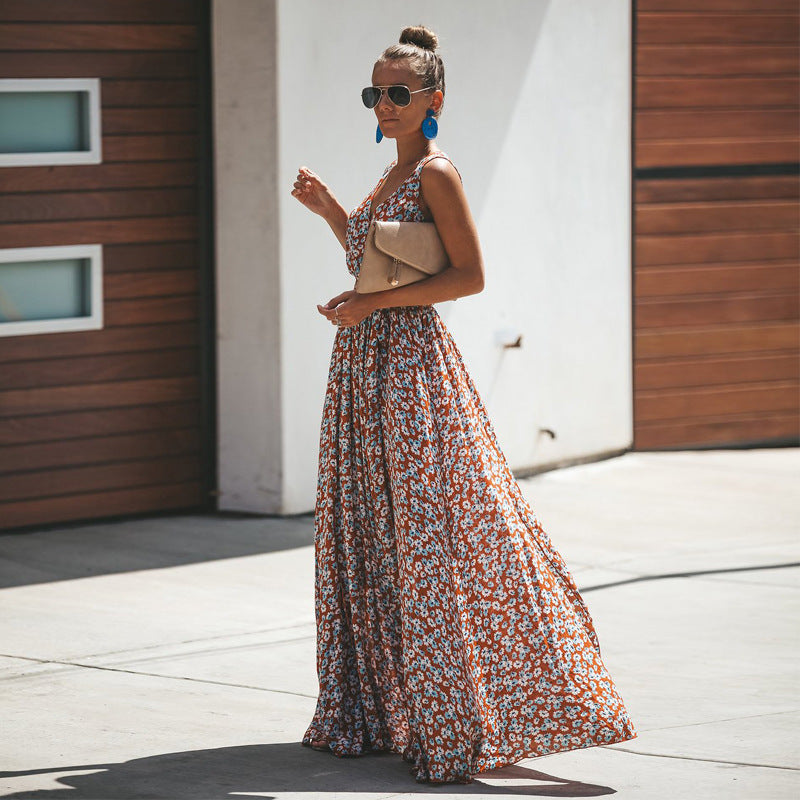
left=361, top=84, right=432, bottom=108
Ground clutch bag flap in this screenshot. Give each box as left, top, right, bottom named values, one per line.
left=372, top=220, right=449, bottom=275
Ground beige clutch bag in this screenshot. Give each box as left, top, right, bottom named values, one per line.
left=355, top=220, right=449, bottom=293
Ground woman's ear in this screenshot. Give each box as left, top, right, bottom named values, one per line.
left=430, top=89, right=444, bottom=113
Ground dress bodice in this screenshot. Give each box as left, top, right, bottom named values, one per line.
left=345, top=151, right=459, bottom=279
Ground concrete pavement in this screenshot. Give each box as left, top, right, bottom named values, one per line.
left=0, top=447, right=798, bottom=799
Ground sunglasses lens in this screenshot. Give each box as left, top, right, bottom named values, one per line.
left=387, top=86, right=411, bottom=106
left=361, top=87, right=380, bottom=108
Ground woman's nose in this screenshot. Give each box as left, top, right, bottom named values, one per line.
left=376, top=89, right=394, bottom=111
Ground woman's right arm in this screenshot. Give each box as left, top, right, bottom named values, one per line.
left=291, top=166, right=348, bottom=250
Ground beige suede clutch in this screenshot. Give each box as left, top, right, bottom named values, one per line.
left=355, top=220, right=449, bottom=293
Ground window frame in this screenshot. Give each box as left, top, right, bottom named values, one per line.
left=0, top=244, right=104, bottom=337
left=0, top=78, right=102, bottom=167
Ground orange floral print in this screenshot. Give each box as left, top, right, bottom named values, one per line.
left=302, top=152, right=636, bottom=784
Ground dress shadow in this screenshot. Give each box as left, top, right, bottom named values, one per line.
left=0, top=741, right=617, bottom=798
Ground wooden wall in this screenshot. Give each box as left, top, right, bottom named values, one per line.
left=633, top=0, right=800, bottom=449
left=0, top=0, right=214, bottom=531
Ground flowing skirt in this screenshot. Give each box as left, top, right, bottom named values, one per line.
left=303, top=304, right=636, bottom=783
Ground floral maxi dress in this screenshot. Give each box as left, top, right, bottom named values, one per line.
left=302, top=150, right=637, bottom=784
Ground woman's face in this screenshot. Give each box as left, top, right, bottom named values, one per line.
left=370, top=59, right=442, bottom=141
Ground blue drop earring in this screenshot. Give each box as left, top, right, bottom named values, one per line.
left=375, top=123, right=383, bottom=143
left=421, top=108, right=438, bottom=140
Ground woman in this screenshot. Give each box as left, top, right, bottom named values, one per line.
left=291, top=25, right=636, bottom=785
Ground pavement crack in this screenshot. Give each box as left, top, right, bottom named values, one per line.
left=93, top=634, right=316, bottom=667
left=0, top=620, right=316, bottom=669
left=580, top=561, right=800, bottom=593
left=607, top=745, right=799, bottom=772
left=0, top=654, right=318, bottom=699
left=63, top=621, right=316, bottom=661
left=634, top=708, right=799, bottom=734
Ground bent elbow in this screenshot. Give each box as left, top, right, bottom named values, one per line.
left=452, top=264, right=484, bottom=298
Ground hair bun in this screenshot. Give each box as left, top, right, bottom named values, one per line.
left=399, top=25, right=438, bottom=51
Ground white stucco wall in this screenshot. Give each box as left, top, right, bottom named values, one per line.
left=214, top=0, right=632, bottom=514
left=213, top=0, right=282, bottom=512
left=277, top=0, right=632, bottom=513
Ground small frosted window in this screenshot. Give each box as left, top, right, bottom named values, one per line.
left=0, top=258, right=91, bottom=322
left=0, top=92, right=89, bottom=154
left=0, top=79, right=101, bottom=166
left=0, top=245, right=103, bottom=337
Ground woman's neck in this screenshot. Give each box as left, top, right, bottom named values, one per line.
left=394, top=135, right=438, bottom=169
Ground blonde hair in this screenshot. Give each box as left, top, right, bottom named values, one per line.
left=377, top=25, right=445, bottom=117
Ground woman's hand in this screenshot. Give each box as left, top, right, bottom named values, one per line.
left=317, top=290, right=376, bottom=328
left=292, top=166, right=338, bottom=219
left=292, top=166, right=349, bottom=250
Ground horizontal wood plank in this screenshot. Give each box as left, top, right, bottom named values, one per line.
left=636, top=109, right=800, bottom=139
left=0, top=24, right=197, bottom=50
left=0, top=321, right=199, bottom=363
left=635, top=292, right=799, bottom=327
left=635, top=261, right=799, bottom=296
left=635, top=379, right=798, bottom=421
left=103, top=242, right=198, bottom=273
left=106, top=268, right=199, bottom=299
left=635, top=175, right=799, bottom=204
left=636, top=137, right=800, bottom=168
left=105, top=294, right=199, bottom=326
left=636, top=199, right=798, bottom=234
left=0, top=481, right=203, bottom=532
left=1, top=428, right=200, bottom=472
left=638, top=1, right=799, bottom=11
left=2, top=347, right=200, bottom=390
left=636, top=77, right=799, bottom=108
left=635, top=321, right=799, bottom=358
left=635, top=352, right=799, bottom=390
left=0, top=162, right=198, bottom=193
left=102, top=80, right=198, bottom=107
left=633, top=410, right=798, bottom=449
left=0, top=0, right=197, bottom=23
left=104, top=108, right=200, bottom=135
left=0, top=401, right=200, bottom=446
left=638, top=14, right=800, bottom=44
left=636, top=230, right=799, bottom=265
left=0, top=188, right=197, bottom=223
left=0, top=454, right=202, bottom=503
left=0, top=50, right=199, bottom=78
left=0, top=376, right=199, bottom=417
left=103, top=134, right=198, bottom=162
left=0, top=216, right=197, bottom=247
left=637, top=45, right=799, bottom=77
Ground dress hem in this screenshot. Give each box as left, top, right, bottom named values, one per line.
left=301, top=725, right=638, bottom=784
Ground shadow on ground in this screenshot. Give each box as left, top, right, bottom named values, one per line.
left=0, top=742, right=616, bottom=798
left=0, top=513, right=315, bottom=589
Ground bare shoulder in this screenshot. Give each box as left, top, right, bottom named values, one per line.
left=419, top=156, right=464, bottom=211
left=420, top=155, right=461, bottom=187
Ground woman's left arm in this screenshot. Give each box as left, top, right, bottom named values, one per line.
left=318, top=159, right=485, bottom=326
